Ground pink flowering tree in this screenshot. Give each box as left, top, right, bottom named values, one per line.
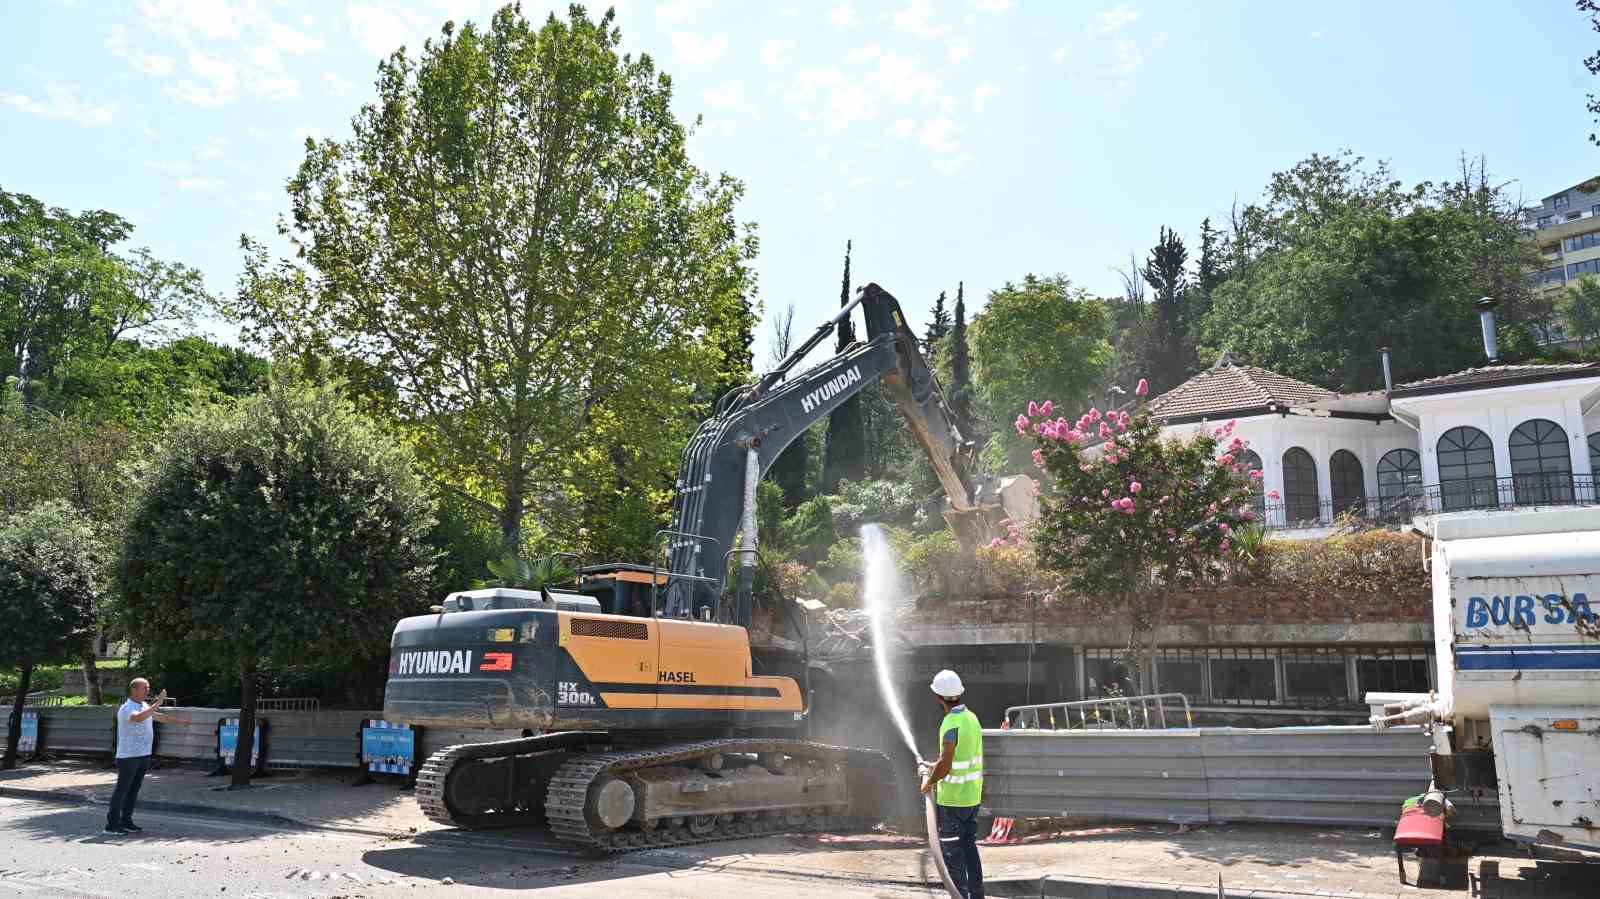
left=1019, top=379, right=1259, bottom=694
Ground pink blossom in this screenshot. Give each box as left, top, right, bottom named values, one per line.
left=1089, top=408, right=1102, bottom=422
left=1123, top=505, right=1137, bottom=515
left=988, top=538, right=1004, bottom=548
left=1040, top=400, right=1053, bottom=417
left=1165, top=528, right=1177, bottom=539
left=1102, top=488, right=1110, bottom=497
left=1135, top=378, right=1149, bottom=397
left=1267, top=489, right=1281, bottom=500
left=1116, top=420, right=1128, bottom=433
left=1028, top=401, right=1040, bottom=417
left=1160, top=495, right=1170, bottom=504
left=1249, top=469, right=1264, bottom=481
left=1129, top=481, right=1143, bottom=494
left=1099, top=423, right=1114, bottom=440
left=1119, top=411, right=1131, bottom=426
left=1219, top=522, right=1231, bottom=534
left=1219, top=453, right=1234, bottom=466
left=1219, top=539, right=1231, bottom=553
left=1015, top=414, right=1030, bottom=435
left=1243, top=509, right=1257, bottom=521
left=1032, top=449, right=1045, bottom=468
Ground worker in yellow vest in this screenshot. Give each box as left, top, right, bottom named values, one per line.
left=920, top=669, right=984, bottom=899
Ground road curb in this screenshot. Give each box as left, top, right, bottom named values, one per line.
left=0, top=785, right=381, bottom=836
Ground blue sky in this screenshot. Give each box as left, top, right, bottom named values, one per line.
left=3, top=1, right=1597, bottom=365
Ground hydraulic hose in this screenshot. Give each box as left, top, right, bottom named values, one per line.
left=921, top=788, right=962, bottom=898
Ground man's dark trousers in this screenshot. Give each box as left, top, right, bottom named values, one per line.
left=937, top=803, right=984, bottom=899
left=107, top=755, right=151, bottom=829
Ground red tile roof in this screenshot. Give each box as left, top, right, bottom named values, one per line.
left=1391, top=362, right=1600, bottom=397
left=1146, top=359, right=1336, bottom=421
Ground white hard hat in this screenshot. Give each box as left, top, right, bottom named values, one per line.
left=930, top=669, right=964, bottom=698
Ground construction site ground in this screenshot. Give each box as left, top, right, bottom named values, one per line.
left=2, top=760, right=1596, bottom=898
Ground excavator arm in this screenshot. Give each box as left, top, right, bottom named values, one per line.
left=662, top=282, right=1030, bottom=624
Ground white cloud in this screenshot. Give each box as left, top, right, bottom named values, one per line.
left=946, top=39, right=973, bottom=64
left=138, top=0, right=240, bottom=41
left=669, top=32, right=729, bottom=66
left=846, top=43, right=882, bottom=65
left=703, top=80, right=743, bottom=110
left=0, top=84, right=116, bottom=126
left=918, top=116, right=958, bottom=153
left=972, top=81, right=996, bottom=112
left=655, top=0, right=703, bottom=24
left=761, top=39, right=790, bottom=67
left=166, top=47, right=240, bottom=106
left=891, top=0, right=950, bottom=39
left=828, top=2, right=859, bottom=30
left=894, top=177, right=913, bottom=189
left=1051, top=46, right=1068, bottom=64
left=1151, top=32, right=1168, bottom=50
left=931, top=153, right=972, bottom=176
left=1097, top=4, right=1140, bottom=33
left=890, top=117, right=915, bottom=138
left=1107, top=39, right=1143, bottom=76
left=1310, top=30, right=1324, bottom=39
left=347, top=3, right=413, bottom=58
left=175, top=176, right=226, bottom=192
left=323, top=72, right=355, bottom=98
left=263, top=19, right=323, bottom=55
left=974, top=0, right=1012, bottom=10
left=198, top=136, right=230, bottom=160
left=105, top=25, right=177, bottom=76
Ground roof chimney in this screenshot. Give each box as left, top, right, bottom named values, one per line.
left=1379, top=346, right=1393, bottom=394
left=1475, top=297, right=1499, bottom=364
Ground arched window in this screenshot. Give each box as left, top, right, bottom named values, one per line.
left=1329, top=450, right=1366, bottom=517
left=1377, top=449, right=1423, bottom=520
left=1282, top=447, right=1320, bottom=524
left=1510, top=419, right=1573, bottom=504
left=1437, top=427, right=1497, bottom=511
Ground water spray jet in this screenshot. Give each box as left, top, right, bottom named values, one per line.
left=861, top=524, right=962, bottom=899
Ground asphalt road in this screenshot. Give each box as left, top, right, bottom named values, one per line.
left=0, top=796, right=941, bottom=898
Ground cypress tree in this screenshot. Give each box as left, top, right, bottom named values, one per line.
left=923, top=290, right=951, bottom=359
left=948, top=281, right=975, bottom=436
left=822, top=240, right=865, bottom=492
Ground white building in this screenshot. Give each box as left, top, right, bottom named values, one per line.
left=1147, top=304, right=1600, bottom=537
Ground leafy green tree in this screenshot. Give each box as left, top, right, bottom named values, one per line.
left=1582, top=1, right=1600, bottom=146
left=1560, top=275, right=1600, bottom=352
left=782, top=495, right=837, bottom=566
left=41, top=336, right=268, bottom=430
left=232, top=6, right=757, bottom=559
left=1, top=501, right=100, bottom=768
left=1194, top=217, right=1226, bottom=323
left=822, top=240, right=865, bottom=492
left=0, top=189, right=131, bottom=399
left=1201, top=152, right=1539, bottom=391
left=1025, top=391, right=1254, bottom=691
left=477, top=552, right=577, bottom=590
left=117, top=380, right=435, bottom=786
left=970, top=275, right=1112, bottom=470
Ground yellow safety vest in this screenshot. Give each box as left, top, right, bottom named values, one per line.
left=936, top=705, right=983, bottom=807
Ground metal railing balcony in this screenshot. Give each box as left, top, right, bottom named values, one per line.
left=1253, top=473, right=1599, bottom=532
left=1004, top=693, right=1194, bottom=731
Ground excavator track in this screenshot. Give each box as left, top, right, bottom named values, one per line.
left=415, top=734, right=901, bottom=853
left=545, top=738, right=901, bottom=854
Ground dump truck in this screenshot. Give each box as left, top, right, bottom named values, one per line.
left=381, top=283, right=1035, bottom=852
left=1374, top=506, right=1600, bottom=854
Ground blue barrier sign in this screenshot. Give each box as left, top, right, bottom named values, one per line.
left=218, top=718, right=261, bottom=768
left=360, top=720, right=415, bottom=775
left=18, top=710, right=39, bottom=754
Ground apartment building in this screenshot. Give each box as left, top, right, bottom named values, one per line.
left=1525, top=176, right=1600, bottom=343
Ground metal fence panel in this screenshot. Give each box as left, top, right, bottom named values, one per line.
left=2, top=707, right=116, bottom=757
left=1200, top=726, right=1431, bottom=827
left=984, top=725, right=1431, bottom=827
left=264, top=710, right=374, bottom=769
left=985, top=730, right=1210, bottom=824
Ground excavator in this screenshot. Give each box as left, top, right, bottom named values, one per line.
left=381, top=282, right=1033, bottom=852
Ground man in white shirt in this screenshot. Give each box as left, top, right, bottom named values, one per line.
left=105, top=678, right=167, bottom=835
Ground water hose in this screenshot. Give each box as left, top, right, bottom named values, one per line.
left=919, top=766, right=963, bottom=898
